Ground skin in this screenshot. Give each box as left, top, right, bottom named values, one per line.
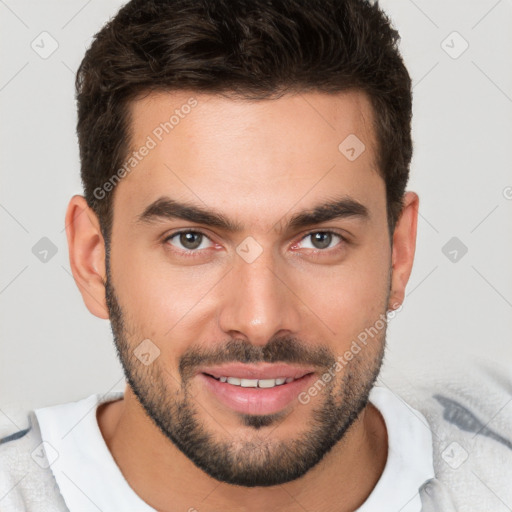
left=65, top=89, right=418, bottom=512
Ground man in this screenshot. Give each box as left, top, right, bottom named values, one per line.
left=1, top=1, right=510, bottom=511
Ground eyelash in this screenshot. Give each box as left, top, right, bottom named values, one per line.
left=162, top=229, right=348, bottom=258
left=162, top=230, right=216, bottom=258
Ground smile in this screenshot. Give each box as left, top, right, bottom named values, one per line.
left=205, top=374, right=298, bottom=388
left=199, top=370, right=317, bottom=415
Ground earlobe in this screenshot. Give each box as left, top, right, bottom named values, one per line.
left=388, top=191, right=419, bottom=310
left=65, top=195, right=109, bottom=319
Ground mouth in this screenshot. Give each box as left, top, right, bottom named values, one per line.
left=203, top=373, right=307, bottom=388
left=197, top=364, right=317, bottom=416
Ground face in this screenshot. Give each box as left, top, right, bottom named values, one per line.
left=102, top=90, right=394, bottom=486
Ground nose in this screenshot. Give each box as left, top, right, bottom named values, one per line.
left=217, top=245, right=303, bottom=346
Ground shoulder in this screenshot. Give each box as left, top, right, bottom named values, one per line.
left=381, top=356, right=512, bottom=510
left=0, top=412, right=40, bottom=483
left=0, top=411, right=69, bottom=511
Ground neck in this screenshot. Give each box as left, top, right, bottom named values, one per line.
left=97, top=385, right=387, bottom=512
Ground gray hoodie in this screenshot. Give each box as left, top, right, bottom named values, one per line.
left=1, top=358, right=510, bottom=511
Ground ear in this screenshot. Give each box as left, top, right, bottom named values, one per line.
left=388, top=191, right=419, bottom=311
left=65, top=195, right=109, bottom=319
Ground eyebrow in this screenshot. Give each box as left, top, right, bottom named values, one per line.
left=136, top=195, right=369, bottom=232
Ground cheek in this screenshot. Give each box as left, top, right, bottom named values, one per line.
left=110, top=240, right=225, bottom=342
left=298, top=239, right=391, bottom=342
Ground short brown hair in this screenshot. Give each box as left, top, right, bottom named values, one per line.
left=75, top=0, right=412, bottom=243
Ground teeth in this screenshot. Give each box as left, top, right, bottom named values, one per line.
left=240, top=379, right=259, bottom=388
left=258, top=379, right=278, bottom=388
left=215, top=376, right=297, bottom=388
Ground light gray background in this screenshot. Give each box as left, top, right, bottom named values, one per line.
left=1, top=0, right=511, bottom=429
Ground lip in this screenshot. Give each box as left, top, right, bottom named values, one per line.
left=198, top=370, right=317, bottom=416
left=196, top=362, right=316, bottom=380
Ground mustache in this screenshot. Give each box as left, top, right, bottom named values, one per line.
left=179, top=335, right=336, bottom=382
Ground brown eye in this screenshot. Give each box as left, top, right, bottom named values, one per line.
left=310, top=232, right=332, bottom=249
left=297, top=231, right=343, bottom=251
left=179, top=232, right=203, bottom=250
left=165, top=231, right=212, bottom=252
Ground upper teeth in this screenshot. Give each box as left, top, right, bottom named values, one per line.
left=217, top=376, right=296, bottom=388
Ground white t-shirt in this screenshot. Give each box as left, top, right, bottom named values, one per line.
left=33, top=386, right=435, bottom=512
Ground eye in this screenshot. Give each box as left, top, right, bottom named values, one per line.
left=294, top=231, right=345, bottom=251
left=164, top=230, right=214, bottom=252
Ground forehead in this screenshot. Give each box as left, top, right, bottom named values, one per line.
left=113, top=89, right=385, bottom=230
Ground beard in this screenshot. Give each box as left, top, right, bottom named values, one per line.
left=104, top=259, right=387, bottom=487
